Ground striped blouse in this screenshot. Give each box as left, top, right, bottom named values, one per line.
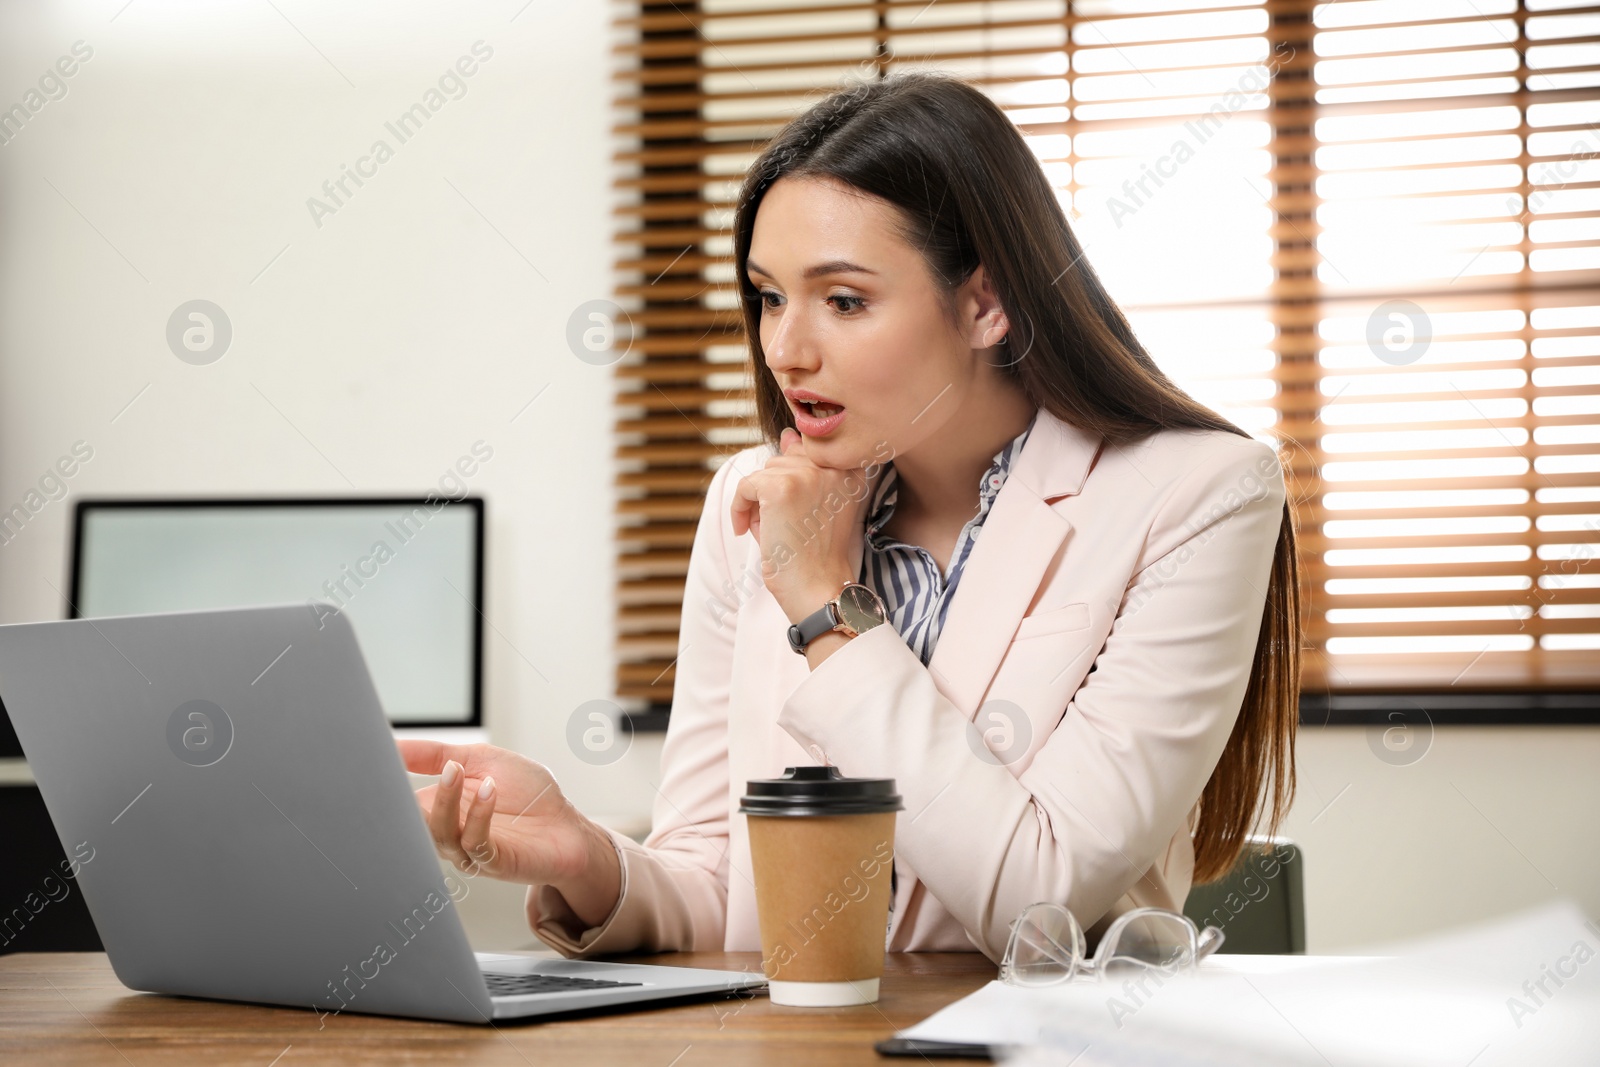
left=858, top=408, right=1039, bottom=665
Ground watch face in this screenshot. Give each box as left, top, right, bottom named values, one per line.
left=837, top=584, right=887, bottom=633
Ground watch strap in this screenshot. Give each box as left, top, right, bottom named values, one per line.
left=787, top=601, right=839, bottom=655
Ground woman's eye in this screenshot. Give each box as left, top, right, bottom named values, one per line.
left=752, top=289, right=863, bottom=315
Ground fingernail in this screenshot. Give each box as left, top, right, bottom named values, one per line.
left=478, top=776, right=495, bottom=800
left=443, top=760, right=460, bottom=786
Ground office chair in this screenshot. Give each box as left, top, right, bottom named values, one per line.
left=1182, top=835, right=1305, bottom=954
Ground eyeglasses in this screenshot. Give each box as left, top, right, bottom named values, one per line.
left=999, top=903, right=1225, bottom=988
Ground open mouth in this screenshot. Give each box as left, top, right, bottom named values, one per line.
left=797, top=400, right=845, bottom=418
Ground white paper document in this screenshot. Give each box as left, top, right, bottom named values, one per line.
left=897, top=901, right=1600, bottom=1066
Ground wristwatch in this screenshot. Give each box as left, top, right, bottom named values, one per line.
left=787, top=580, right=889, bottom=655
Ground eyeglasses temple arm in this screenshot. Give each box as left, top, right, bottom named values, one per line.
left=1196, top=925, right=1226, bottom=961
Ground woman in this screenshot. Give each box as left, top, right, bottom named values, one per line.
left=399, top=70, right=1301, bottom=962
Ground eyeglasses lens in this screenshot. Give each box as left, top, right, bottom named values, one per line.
left=1098, top=912, right=1195, bottom=982
left=1002, top=904, right=1083, bottom=987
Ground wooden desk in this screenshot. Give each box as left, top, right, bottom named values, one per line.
left=0, top=951, right=998, bottom=1064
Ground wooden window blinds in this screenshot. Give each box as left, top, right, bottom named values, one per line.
left=611, top=0, right=1600, bottom=719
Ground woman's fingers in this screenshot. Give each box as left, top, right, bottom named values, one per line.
left=412, top=783, right=436, bottom=820
left=729, top=469, right=760, bottom=536
left=399, top=742, right=562, bottom=880
left=396, top=737, right=448, bottom=774
left=428, top=759, right=470, bottom=867
left=398, top=738, right=497, bottom=779
left=414, top=772, right=494, bottom=874
left=458, top=775, right=499, bottom=875
left=729, top=464, right=809, bottom=537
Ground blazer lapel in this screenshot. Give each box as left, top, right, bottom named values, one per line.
left=921, top=408, right=1105, bottom=717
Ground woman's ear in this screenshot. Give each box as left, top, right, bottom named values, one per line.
left=962, top=263, right=1010, bottom=349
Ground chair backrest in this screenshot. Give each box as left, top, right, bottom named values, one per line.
left=1181, top=836, right=1305, bottom=954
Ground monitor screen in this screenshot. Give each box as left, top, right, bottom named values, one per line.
left=68, top=498, right=484, bottom=726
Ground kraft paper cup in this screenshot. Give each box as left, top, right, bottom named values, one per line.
left=740, top=766, right=903, bottom=1007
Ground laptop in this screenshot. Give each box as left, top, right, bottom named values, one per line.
left=0, top=601, right=767, bottom=1023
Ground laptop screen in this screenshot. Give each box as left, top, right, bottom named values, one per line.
left=67, top=498, right=484, bottom=727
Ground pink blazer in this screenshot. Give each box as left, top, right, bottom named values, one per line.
left=527, top=405, right=1287, bottom=962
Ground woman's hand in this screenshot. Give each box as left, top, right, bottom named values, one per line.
left=396, top=739, right=622, bottom=928
left=729, top=426, right=879, bottom=622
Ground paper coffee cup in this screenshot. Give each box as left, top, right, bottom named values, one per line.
left=740, top=766, right=903, bottom=1006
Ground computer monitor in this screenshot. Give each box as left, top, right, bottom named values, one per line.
left=65, top=497, right=484, bottom=728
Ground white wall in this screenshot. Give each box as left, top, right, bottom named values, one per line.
left=1285, top=725, right=1600, bottom=951
left=0, top=0, right=1592, bottom=956
left=0, top=0, right=664, bottom=952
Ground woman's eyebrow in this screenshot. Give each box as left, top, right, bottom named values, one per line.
left=746, top=258, right=879, bottom=280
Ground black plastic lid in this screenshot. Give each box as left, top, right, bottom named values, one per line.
left=738, top=765, right=903, bottom=817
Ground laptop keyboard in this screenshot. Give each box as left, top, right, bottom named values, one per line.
left=482, top=971, right=646, bottom=998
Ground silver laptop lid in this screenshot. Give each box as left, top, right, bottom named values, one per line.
left=0, top=602, right=494, bottom=1024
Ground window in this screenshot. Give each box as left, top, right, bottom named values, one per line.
left=612, top=0, right=1600, bottom=721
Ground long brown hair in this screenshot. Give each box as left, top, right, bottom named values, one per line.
left=729, top=70, right=1300, bottom=884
